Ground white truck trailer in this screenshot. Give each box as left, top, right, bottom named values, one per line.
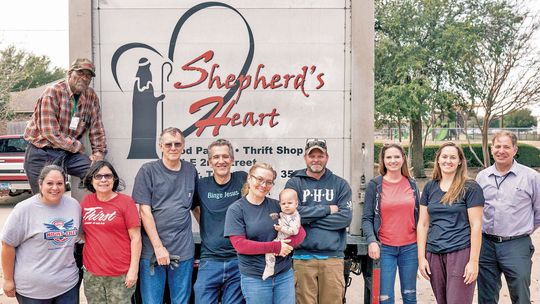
left=70, top=0, right=376, bottom=302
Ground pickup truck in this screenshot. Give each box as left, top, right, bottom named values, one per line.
left=0, top=135, right=31, bottom=196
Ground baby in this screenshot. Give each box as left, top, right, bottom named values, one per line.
left=262, top=188, right=301, bottom=280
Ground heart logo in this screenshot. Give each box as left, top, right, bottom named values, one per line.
left=111, top=2, right=254, bottom=159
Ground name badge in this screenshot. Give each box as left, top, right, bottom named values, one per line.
left=69, top=116, right=80, bottom=130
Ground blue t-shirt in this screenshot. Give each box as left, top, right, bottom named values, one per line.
left=420, top=180, right=484, bottom=254
left=132, top=159, right=198, bottom=260
left=224, top=197, right=292, bottom=278
left=194, top=171, right=247, bottom=260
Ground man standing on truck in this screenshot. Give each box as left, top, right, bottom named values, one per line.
left=23, top=58, right=106, bottom=194
left=192, top=139, right=247, bottom=304
left=476, top=131, right=540, bottom=304
left=285, top=138, right=352, bottom=304
left=132, top=127, right=198, bottom=304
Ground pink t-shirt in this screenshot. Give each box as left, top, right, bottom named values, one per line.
left=378, top=176, right=416, bottom=246
left=81, top=193, right=140, bottom=276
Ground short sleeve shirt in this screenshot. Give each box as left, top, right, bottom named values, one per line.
left=1, top=195, right=81, bottom=299
left=224, top=197, right=292, bottom=278
left=81, top=193, right=141, bottom=276
left=378, top=176, right=416, bottom=246
left=195, top=171, right=247, bottom=260
left=420, top=180, right=484, bottom=254
left=132, top=159, right=198, bottom=260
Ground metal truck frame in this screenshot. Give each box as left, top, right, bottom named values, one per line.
left=70, top=1, right=376, bottom=302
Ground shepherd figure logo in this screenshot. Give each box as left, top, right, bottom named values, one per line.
left=111, top=2, right=254, bottom=159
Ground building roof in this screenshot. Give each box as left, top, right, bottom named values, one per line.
left=9, top=81, right=58, bottom=113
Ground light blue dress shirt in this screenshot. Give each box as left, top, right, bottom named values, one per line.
left=476, top=161, right=540, bottom=237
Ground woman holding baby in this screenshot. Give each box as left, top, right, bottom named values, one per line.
left=224, top=162, right=305, bottom=304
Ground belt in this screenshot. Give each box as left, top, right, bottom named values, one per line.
left=483, top=233, right=529, bottom=243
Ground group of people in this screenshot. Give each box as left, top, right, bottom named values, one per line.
left=1, top=58, right=141, bottom=304
left=363, top=132, right=540, bottom=304
left=0, top=59, right=354, bottom=304
left=0, top=56, right=538, bottom=304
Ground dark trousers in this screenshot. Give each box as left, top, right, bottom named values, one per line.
left=478, top=235, right=534, bottom=304
left=24, top=144, right=91, bottom=194
left=426, top=247, right=475, bottom=304
left=16, top=283, right=79, bottom=304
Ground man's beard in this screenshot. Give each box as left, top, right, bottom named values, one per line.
left=308, top=164, right=325, bottom=173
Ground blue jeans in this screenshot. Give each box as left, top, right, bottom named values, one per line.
left=139, top=258, right=194, bottom=304
left=379, top=243, right=418, bottom=304
left=240, top=268, right=295, bottom=304
left=15, top=283, right=79, bottom=304
left=194, top=259, right=244, bottom=304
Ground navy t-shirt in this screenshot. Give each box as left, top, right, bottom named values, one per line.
left=194, top=171, right=247, bottom=260
left=420, top=180, right=484, bottom=254
left=224, top=197, right=292, bottom=278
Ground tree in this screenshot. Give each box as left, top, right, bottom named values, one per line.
left=503, top=108, right=537, bottom=128
left=452, top=0, right=540, bottom=166
left=0, top=46, right=65, bottom=119
left=375, top=0, right=473, bottom=177
left=479, top=109, right=537, bottom=128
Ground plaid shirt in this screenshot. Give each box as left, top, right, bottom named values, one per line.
left=24, top=80, right=107, bottom=154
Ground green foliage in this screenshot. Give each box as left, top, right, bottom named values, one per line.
left=503, top=109, right=537, bottom=128
left=449, top=0, right=540, bottom=166
left=375, top=0, right=540, bottom=168
left=478, top=109, right=537, bottom=128
left=375, top=0, right=485, bottom=176
left=488, top=118, right=501, bottom=128
left=0, top=45, right=65, bottom=119
left=515, top=144, right=540, bottom=167
left=11, top=58, right=65, bottom=91
left=374, top=142, right=540, bottom=168
left=375, top=0, right=475, bottom=125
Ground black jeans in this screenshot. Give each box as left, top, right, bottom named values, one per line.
left=478, top=235, right=534, bottom=304
left=24, top=144, right=91, bottom=194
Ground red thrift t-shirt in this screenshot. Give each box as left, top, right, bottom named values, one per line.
left=378, top=176, right=416, bottom=246
left=81, top=193, right=140, bottom=276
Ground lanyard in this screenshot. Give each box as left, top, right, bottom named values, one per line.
left=493, top=174, right=510, bottom=190
left=71, top=96, right=78, bottom=117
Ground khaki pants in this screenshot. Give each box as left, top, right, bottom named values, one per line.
left=294, top=258, right=345, bottom=304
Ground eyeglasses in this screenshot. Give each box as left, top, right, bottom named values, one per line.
left=93, top=174, right=114, bottom=180
left=250, top=175, right=274, bottom=187
left=75, top=70, right=94, bottom=79
left=305, top=138, right=327, bottom=150
left=162, top=142, right=183, bottom=149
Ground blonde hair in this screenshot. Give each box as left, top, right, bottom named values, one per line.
left=279, top=188, right=298, bottom=201
left=241, top=162, right=277, bottom=196
left=432, top=142, right=470, bottom=204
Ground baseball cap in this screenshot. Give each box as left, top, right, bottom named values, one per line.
left=305, top=138, right=327, bottom=154
left=70, top=58, right=96, bottom=77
